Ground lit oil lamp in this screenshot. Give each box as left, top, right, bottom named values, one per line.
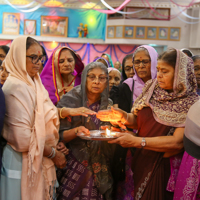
left=105, top=128, right=116, bottom=137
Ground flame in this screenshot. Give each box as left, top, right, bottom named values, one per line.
left=106, top=128, right=116, bottom=137
left=106, top=128, right=111, bottom=136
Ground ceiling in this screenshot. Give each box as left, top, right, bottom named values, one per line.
left=0, top=0, right=198, bottom=9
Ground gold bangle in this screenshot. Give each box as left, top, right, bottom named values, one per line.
left=60, top=107, right=66, bottom=119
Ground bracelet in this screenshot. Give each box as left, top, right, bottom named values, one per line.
left=60, top=107, right=66, bottom=119
left=47, top=147, right=56, bottom=159
left=121, top=112, right=128, bottom=125
left=75, top=127, right=78, bottom=135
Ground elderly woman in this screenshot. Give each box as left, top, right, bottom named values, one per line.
left=109, top=45, right=158, bottom=200
left=0, top=36, right=94, bottom=200
left=40, top=46, right=84, bottom=105
left=56, top=62, right=114, bottom=200
left=97, top=49, right=199, bottom=199
left=108, top=67, right=121, bottom=92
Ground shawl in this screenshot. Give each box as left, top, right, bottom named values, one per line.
left=132, top=49, right=199, bottom=127
left=124, top=45, right=158, bottom=102
left=40, top=46, right=84, bottom=105
left=2, top=36, right=59, bottom=200
left=93, top=57, right=110, bottom=68
left=57, top=63, right=114, bottom=199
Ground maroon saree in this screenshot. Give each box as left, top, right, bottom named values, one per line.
left=132, top=107, right=174, bottom=200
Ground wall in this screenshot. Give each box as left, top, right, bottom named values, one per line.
left=106, top=7, right=192, bottom=52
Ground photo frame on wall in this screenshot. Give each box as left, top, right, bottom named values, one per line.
left=125, top=7, right=170, bottom=20
left=3, top=12, right=20, bottom=35
left=146, top=27, right=157, bottom=39
left=115, top=26, right=123, bottom=38
left=124, top=26, right=134, bottom=38
left=24, top=19, right=36, bottom=35
left=170, top=27, right=181, bottom=41
left=107, top=26, right=115, bottom=38
left=135, top=26, right=146, bottom=39
left=158, top=27, right=169, bottom=40
left=41, top=16, right=68, bottom=37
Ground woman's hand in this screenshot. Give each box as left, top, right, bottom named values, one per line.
left=68, top=107, right=96, bottom=117
left=108, top=132, right=138, bottom=148
left=60, top=107, right=96, bottom=118
left=56, top=142, right=69, bottom=155
left=96, top=106, right=124, bottom=122
left=52, top=150, right=67, bottom=169
left=76, top=126, right=90, bottom=136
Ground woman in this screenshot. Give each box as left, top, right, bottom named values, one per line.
left=180, top=48, right=193, bottom=57
left=121, top=54, right=134, bottom=82
left=173, top=100, right=200, bottom=199
left=192, top=55, right=200, bottom=95
left=38, top=45, right=48, bottom=74
left=0, top=45, right=9, bottom=61
left=101, top=53, right=114, bottom=68
left=108, top=67, right=121, bottom=92
left=110, top=45, right=158, bottom=200
left=40, top=46, right=84, bottom=105
left=112, top=45, right=157, bottom=112
left=0, top=60, right=9, bottom=86
left=56, top=62, right=114, bottom=200
left=0, top=36, right=90, bottom=200
left=97, top=49, right=199, bottom=200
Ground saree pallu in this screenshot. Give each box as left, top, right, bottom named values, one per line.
left=56, top=151, right=104, bottom=200
left=132, top=107, right=174, bottom=200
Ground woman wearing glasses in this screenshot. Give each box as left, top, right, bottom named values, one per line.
left=109, top=45, right=158, bottom=200
left=40, top=46, right=84, bottom=105
left=0, top=36, right=96, bottom=200
left=97, top=49, right=199, bottom=200
left=56, top=62, right=115, bottom=200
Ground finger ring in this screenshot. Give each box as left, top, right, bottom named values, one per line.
left=82, top=110, right=85, bottom=113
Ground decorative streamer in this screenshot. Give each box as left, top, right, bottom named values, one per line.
left=113, top=45, right=119, bottom=61
left=65, top=43, right=86, bottom=51
left=117, top=45, right=137, bottom=54
left=91, top=44, right=110, bottom=53
left=170, top=0, right=197, bottom=7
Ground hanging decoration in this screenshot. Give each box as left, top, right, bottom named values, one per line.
left=2, top=0, right=199, bottom=23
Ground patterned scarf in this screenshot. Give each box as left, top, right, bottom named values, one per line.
left=132, top=49, right=199, bottom=127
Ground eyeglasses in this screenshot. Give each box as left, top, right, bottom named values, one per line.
left=124, top=66, right=134, bottom=72
left=26, top=55, right=46, bottom=64
left=133, top=59, right=151, bottom=67
left=87, top=75, right=108, bottom=83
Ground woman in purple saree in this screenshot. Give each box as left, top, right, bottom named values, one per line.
left=40, top=46, right=84, bottom=105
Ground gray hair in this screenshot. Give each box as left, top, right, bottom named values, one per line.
left=133, top=47, right=150, bottom=60
left=87, top=62, right=108, bottom=75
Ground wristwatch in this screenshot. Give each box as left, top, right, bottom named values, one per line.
left=141, top=137, right=146, bottom=148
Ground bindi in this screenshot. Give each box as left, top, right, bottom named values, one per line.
left=38, top=51, right=41, bottom=54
